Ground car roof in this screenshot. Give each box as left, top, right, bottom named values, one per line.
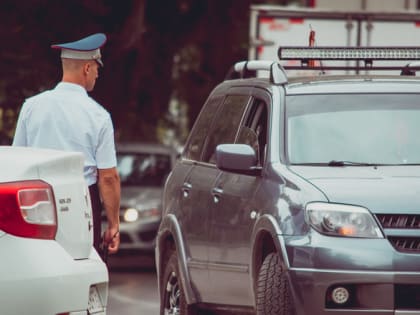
left=220, top=74, right=420, bottom=95
left=285, top=75, right=420, bottom=95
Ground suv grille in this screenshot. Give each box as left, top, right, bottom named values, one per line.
left=376, top=214, right=420, bottom=229
left=388, top=237, right=420, bottom=253
left=376, top=214, right=420, bottom=253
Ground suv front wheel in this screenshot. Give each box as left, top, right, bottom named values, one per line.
left=256, top=252, right=295, bottom=315
left=160, top=251, right=197, bottom=315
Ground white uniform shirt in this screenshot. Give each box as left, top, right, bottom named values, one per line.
left=13, top=82, right=117, bottom=186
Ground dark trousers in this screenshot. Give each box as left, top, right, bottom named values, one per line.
left=88, top=183, right=102, bottom=252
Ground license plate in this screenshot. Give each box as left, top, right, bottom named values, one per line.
left=88, top=286, right=105, bottom=314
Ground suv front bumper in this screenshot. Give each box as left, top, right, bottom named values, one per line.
left=285, top=234, right=420, bottom=314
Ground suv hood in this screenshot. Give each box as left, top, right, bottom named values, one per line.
left=289, top=166, right=420, bottom=214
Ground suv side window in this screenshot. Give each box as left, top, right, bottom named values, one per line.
left=237, top=99, right=268, bottom=166
left=202, top=95, right=250, bottom=164
left=183, top=96, right=223, bottom=161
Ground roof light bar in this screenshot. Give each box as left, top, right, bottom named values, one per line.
left=278, top=47, right=420, bottom=61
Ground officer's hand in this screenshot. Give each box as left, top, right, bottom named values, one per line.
left=103, top=226, right=120, bottom=254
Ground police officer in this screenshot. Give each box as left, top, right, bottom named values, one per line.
left=13, top=33, right=120, bottom=256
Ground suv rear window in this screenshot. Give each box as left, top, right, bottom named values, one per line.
left=286, top=94, right=420, bottom=165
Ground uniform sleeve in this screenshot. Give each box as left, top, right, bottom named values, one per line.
left=12, top=102, right=28, bottom=146
left=96, top=114, right=117, bottom=169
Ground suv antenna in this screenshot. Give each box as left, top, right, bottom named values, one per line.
left=308, top=24, right=315, bottom=68
left=308, top=25, right=325, bottom=74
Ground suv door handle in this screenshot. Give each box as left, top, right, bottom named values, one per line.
left=183, top=182, right=192, bottom=189
left=182, top=182, right=192, bottom=198
left=212, top=187, right=223, bottom=203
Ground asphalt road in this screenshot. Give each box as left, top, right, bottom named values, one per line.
left=107, top=255, right=160, bottom=315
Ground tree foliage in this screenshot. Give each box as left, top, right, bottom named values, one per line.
left=0, top=0, right=288, bottom=145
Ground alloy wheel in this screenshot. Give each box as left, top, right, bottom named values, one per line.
left=164, top=271, right=181, bottom=315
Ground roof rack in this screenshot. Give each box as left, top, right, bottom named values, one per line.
left=278, top=46, right=420, bottom=72
left=225, top=47, right=420, bottom=84
left=225, top=60, right=288, bottom=84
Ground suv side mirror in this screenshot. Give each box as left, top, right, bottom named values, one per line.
left=215, top=144, right=261, bottom=175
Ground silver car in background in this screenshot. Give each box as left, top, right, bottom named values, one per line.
left=105, top=143, right=177, bottom=256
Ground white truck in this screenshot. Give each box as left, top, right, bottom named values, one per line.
left=249, top=5, right=420, bottom=74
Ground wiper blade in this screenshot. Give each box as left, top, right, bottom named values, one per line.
left=327, top=160, right=378, bottom=167
left=293, top=161, right=418, bottom=166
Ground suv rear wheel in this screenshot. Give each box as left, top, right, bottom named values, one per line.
left=160, top=251, right=197, bottom=315
left=256, top=252, right=295, bottom=315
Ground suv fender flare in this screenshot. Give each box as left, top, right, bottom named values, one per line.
left=156, top=213, right=197, bottom=305
left=250, top=214, right=290, bottom=286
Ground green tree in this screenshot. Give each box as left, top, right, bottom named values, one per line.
left=0, top=0, right=290, bottom=146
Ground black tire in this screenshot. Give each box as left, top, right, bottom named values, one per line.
left=160, top=251, right=197, bottom=315
left=256, top=252, right=295, bottom=315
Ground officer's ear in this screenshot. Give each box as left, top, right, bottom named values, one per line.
left=84, top=62, right=91, bottom=75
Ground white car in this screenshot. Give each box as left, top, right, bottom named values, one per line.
left=0, top=146, right=108, bottom=315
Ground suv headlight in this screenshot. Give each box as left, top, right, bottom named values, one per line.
left=305, top=202, right=383, bottom=238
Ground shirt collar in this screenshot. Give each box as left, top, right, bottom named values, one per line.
left=55, top=82, right=88, bottom=95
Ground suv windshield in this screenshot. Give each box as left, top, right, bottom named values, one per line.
left=286, top=94, right=420, bottom=165
left=117, top=152, right=171, bottom=187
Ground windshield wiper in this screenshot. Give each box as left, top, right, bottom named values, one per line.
left=294, top=161, right=418, bottom=166
left=327, top=160, right=378, bottom=167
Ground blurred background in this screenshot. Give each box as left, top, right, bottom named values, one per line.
left=0, top=0, right=261, bottom=148
left=1, top=0, right=419, bottom=149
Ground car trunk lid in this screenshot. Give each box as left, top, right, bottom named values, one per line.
left=0, top=147, right=93, bottom=259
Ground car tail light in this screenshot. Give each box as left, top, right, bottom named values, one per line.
left=0, top=180, right=57, bottom=239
